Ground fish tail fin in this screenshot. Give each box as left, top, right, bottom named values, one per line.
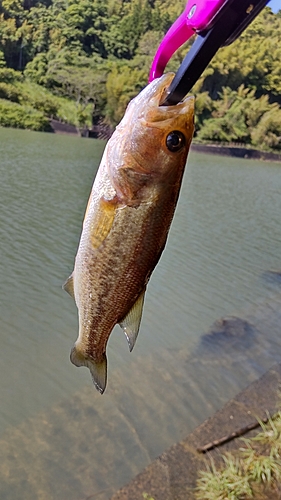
left=70, top=346, right=107, bottom=394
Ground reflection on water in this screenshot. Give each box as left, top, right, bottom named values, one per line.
left=1, top=127, right=281, bottom=499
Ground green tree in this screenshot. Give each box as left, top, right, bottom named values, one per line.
left=105, top=64, right=147, bottom=126
left=47, top=60, right=106, bottom=129
left=251, top=105, right=281, bottom=150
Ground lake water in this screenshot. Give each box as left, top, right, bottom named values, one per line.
left=1, top=127, right=281, bottom=499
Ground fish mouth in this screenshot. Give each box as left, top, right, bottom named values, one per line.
left=143, top=74, right=195, bottom=126
left=154, top=73, right=194, bottom=109
left=122, top=73, right=194, bottom=128
left=158, top=73, right=176, bottom=106
left=158, top=83, right=195, bottom=112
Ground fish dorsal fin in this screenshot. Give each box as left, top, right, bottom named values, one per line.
left=119, top=288, right=146, bottom=352
left=70, top=346, right=107, bottom=394
left=63, top=273, right=74, bottom=298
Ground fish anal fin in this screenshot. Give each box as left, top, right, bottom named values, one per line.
left=63, top=273, right=74, bottom=298
left=119, top=288, right=146, bottom=352
left=70, top=345, right=107, bottom=394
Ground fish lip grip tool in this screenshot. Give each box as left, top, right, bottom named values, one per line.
left=150, top=0, right=270, bottom=105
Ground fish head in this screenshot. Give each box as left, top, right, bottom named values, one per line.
left=106, top=73, right=194, bottom=204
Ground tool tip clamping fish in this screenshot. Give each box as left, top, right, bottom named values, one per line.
left=150, top=0, right=270, bottom=106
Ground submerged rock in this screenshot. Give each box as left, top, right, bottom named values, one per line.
left=262, top=269, right=281, bottom=285
left=201, top=316, right=256, bottom=350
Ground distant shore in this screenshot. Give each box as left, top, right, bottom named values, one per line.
left=50, top=119, right=281, bottom=163
left=191, top=142, right=281, bottom=163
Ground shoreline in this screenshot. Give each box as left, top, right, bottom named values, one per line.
left=49, top=120, right=281, bottom=163
left=191, top=142, right=281, bottom=163
left=111, top=362, right=281, bottom=500
left=111, top=293, right=281, bottom=499
left=2, top=121, right=281, bottom=163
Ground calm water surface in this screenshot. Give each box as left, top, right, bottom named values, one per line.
left=1, top=127, right=281, bottom=499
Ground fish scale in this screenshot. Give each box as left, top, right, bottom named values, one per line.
left=63, top=73, right=194, bottom=393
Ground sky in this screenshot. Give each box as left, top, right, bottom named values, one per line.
left=268, top=0, right=281, bottom=12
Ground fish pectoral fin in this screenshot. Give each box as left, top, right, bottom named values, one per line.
left=119, top=288, right=146, bottom=352
left=70, top=346, right=107, bottom=394
left=63, top=273, right=74, bottom=299
left=90, top=197, right=117, bottom=250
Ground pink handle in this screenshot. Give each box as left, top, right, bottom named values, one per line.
left=187, top=0, right=226, bottom=31
left=149, top=0, right=226, bottom=82
left=149, top=11, right=194, bottom=81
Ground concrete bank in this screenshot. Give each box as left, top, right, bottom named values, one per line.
left=111, top=363, right=281, bottom=500
left=48, top=121, right=281, bottom=164
left=191, top=143, right=281, bottom=163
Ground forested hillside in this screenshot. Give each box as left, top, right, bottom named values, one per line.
left=0, top=0, right=280, bottom=150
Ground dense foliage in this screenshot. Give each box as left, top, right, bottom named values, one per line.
left=0, top=0, right=280, bottom=150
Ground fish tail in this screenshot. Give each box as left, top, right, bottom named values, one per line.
left=70, top=346, right=107, bottom=394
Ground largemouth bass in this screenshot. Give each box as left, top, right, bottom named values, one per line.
left=64, top=73, right=194, bottom=393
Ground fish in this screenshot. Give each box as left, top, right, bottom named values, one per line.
left=63, top=73, right=194, bottom=394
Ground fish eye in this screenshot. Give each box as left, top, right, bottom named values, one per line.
left=166, top=131, right=185, bottom=152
